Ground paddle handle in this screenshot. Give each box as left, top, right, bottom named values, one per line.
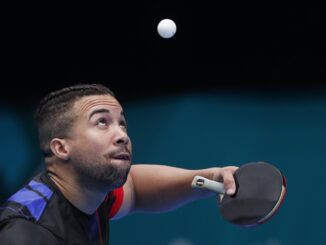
left=191, top=176, right=226, bottom=194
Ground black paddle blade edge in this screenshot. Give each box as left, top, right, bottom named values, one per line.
left=256, top=174, right=287, bottom=227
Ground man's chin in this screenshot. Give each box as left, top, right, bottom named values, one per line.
left=75, top=162, right=131, bottom=191
left=105, top=163, right=131, bottom=189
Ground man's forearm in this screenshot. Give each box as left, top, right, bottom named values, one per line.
left=129, top=164, right=228, bottom=214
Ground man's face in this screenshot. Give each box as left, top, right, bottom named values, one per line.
left=66, top=94, right=132, bottom=190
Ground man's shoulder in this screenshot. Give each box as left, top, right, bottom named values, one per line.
left=0, top=171, right=65, bottom=243
left=0, top=172, right=55, bottom=223
left=0, top=217, right=60, bottom=244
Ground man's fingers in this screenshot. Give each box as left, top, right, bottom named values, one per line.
left=222, top=166, right=238, bottom=196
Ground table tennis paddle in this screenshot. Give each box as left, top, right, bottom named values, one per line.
left=191, top=161, right=286, bottom=227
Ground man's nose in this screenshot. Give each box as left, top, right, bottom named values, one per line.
left=114, top=127, right=130, bottom=146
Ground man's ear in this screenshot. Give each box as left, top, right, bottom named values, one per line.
left=50, top=138, right=70, bottom=161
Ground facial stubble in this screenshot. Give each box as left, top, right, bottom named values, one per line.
left=72, top=151, right=131, bottom=191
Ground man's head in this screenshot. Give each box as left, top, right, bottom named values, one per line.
left=34, top=83, right=132, bottom=190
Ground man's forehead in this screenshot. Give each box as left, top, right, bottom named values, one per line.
left=74, top=95, right=122, bottom=114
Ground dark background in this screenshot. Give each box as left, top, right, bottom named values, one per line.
left=2, top=2, right=325, bottom=103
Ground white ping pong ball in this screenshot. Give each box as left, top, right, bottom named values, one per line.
left=157, top=19, right=177, bottom=39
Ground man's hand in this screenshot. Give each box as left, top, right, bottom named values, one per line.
left=211, top=166, right=238, bottom=196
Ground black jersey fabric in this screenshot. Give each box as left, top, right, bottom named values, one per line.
left=0, top=171, right=118, bottom=245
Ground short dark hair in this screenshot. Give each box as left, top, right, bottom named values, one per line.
left=34, top=83, right=115, bottom=157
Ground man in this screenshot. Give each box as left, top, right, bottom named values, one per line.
left=0, top=83, right=238, bottom=244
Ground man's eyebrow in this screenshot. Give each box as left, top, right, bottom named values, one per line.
left=89, top=109, right=110, bottom=119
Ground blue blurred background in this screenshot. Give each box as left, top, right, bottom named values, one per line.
left=1, top=1, right=326, bottom=244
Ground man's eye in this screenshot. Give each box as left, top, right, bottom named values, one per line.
left=120, top=122, right=127, bottom=129
left=97, top=119, right=107, bottom=127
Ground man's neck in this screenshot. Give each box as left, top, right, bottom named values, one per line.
left=47, top=169, right=108, bottom=215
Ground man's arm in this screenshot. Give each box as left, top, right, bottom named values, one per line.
left=112, top=164, right=238, bottom=219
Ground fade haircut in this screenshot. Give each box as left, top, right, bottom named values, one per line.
left=34, top=83, right=115, bottom=157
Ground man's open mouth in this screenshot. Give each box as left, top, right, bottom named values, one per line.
left=112, top=153, right=131, bottom=160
